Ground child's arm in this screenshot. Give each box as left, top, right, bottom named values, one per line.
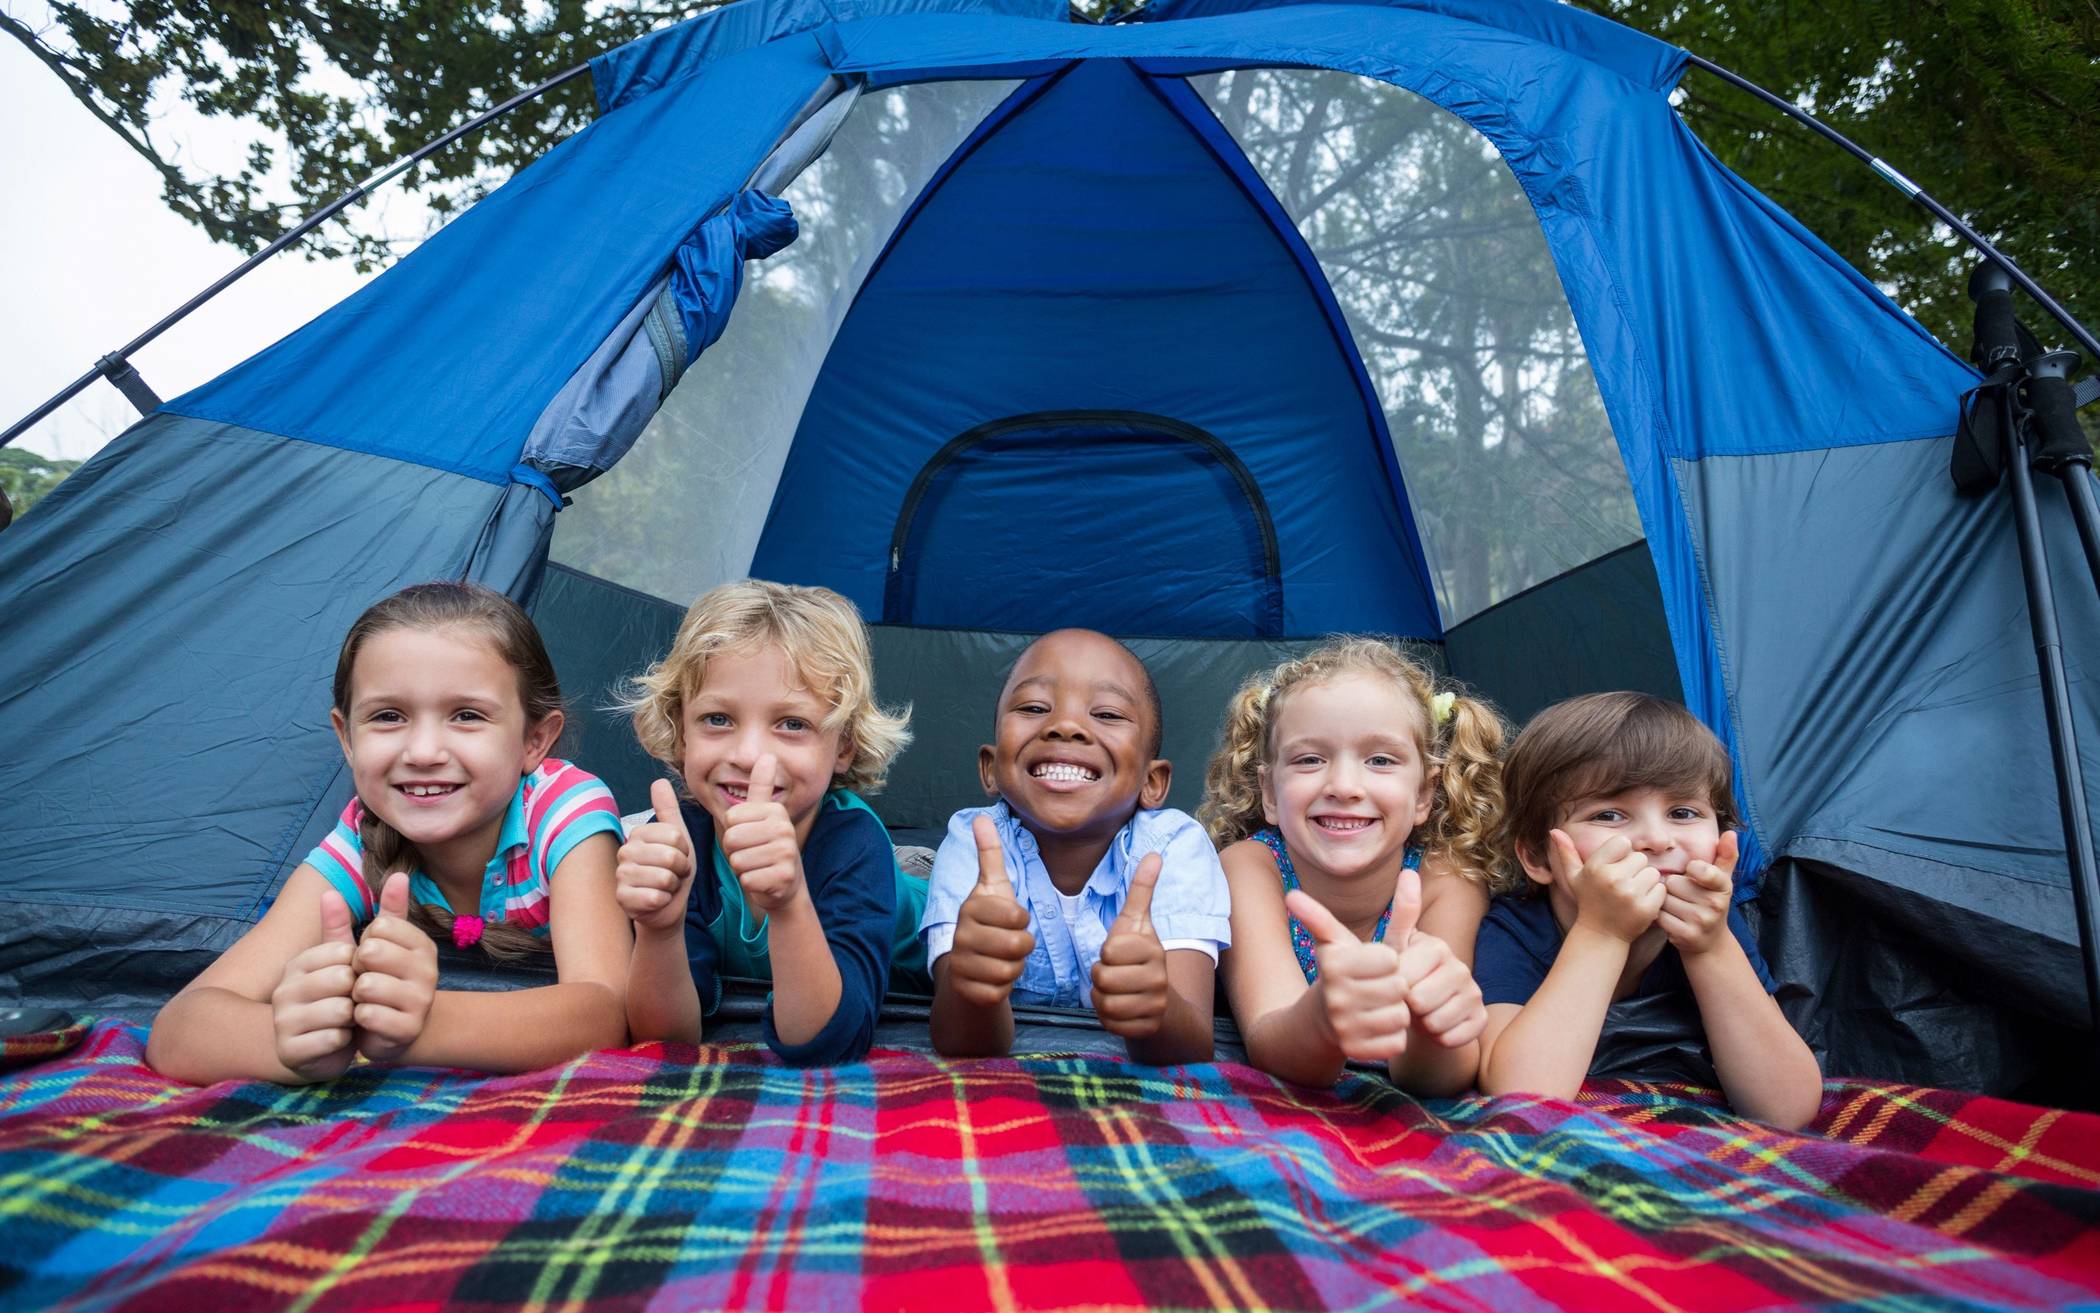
left=1477, top=832, right=1663, bottom=1100
left=146, top=864, right=359, bottom=1085
left=930, top=816, right=1035, bottom=1058
left=359, top=833, right=631, bottom=1072
left=1384, top=867, right=1487, bottom=1097
left=1089, top=856, right=1216, bottom=1065
left=722, top=755, right=895, bottom=1062
left=1219, top=842, right=1415, bottom=1086
left=1665, top=834, right=1822, bottom=1128
left=618, top=780, right=705, bottom=1044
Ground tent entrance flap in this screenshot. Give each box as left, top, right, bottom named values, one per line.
left=884, top=410, right=1284, bottom=636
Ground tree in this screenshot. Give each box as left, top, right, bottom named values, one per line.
left=1578, top=0, right=2100, bottom=363
left=0, top=448, right=82, bottom=523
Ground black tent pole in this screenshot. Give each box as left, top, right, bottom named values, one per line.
left=1999, top=382, right=2100, bottom=1032
left=0, top=62, right=589, bottom=452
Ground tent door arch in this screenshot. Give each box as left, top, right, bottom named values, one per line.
left=882, top=410, right=1284, bottom=637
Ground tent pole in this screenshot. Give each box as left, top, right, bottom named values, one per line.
left=0, top=62, right=590, bottom=453
left=1683, top=53, right=2100, bottom=363
left=1999, top=380, right=2100, bottom=1032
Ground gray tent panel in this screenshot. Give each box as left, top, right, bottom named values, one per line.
left=1680, top=437, right=2100, bottom=947
left=0, top=415, right=517, bottom=1010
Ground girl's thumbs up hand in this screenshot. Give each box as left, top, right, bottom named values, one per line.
left=1287, top=890, right=1412, bottom=1062
left=949, top=816, right=1035, bottom=1008
left=353, top=872, right=438, bottom=1064
left=1384, top=867, right=1486, bottom=1048
left=271, top=887, right=359, bottom=1082
left=1091, top=853, right=1168, bottom=1038
left=618, top=778, right=698, bottom=933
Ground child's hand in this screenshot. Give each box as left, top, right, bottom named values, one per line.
left=1286, top=891, right=1412, bottom=1062
left=723, top=754, right=805, bottom=914
left=352, top=873, right=438, bottom=1064
left=271, top=888, right=359, bottom=1082
left=1384, top=867, right=1486, bottom=1049
left=1090, top=854, right=1167, bottom=1038
left=947, top=815, right=1036, bottom=1007
left=618, top=779, right=698, bottom=932
left=1556, top=831, right=1664, bottom=944
left=1661, top=831, right=1738, bottom=957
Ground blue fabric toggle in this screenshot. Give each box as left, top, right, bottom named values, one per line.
left=668, top=190, right=798, bottom=367
left=509, top=462, right=564, bottom=509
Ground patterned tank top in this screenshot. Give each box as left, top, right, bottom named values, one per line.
left=1251, top=827, right=1422, bottom=984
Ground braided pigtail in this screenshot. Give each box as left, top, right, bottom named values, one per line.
left=1420, top=692, right=1515, bottom=893
left=1198, top=675, right=1277, bottom=847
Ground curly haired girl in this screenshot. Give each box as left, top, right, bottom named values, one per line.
left=1200, top=638, right=1510, bottom=1095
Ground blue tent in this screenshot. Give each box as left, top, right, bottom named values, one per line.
left=2, top=0, right=2092, bottom=1092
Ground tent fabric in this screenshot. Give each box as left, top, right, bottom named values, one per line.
left=752, top=58, right=1440, bottom=638
left=159, top=36, right=835, bottom=485
left=590, top=0, right=1065, bottom=114
left=0, top=416, right=524, bottom=1006
left=3, top=0, right=2096, bottom=1090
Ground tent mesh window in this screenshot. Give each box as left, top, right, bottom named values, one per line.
left=1193, top=69, right=1642, bottom=625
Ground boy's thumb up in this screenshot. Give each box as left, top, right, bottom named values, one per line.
left=319, top=887, right=355, bottom=945
left=650, top=777, right=692, bottom=847
left=1112, top=853, right=1162, bottom=939
left=378, top=871, right=412, bottom=921
left=972, top=814, right=1014, bottom=899
left=747, top=753, right=779, bottom=808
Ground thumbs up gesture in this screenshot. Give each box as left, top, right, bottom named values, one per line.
left=722, top=754, right=805, bottom=914
left=618, top=778, right=698, bottom=932
left=1090, top=853, right=1168, bottom=1038
left=270, top=886, right=360, bottom=1082
left=1559, top=831, right=1665, bottom=944
left=1383, top=868, right=1486, bottom=1048
left=1661, top=830, right=1737, bottom=957
left=1285, top=890, right=1413, bottom=1062
left=947, top=814, right=1036, bottom=1008
left=352, top=872, right=439, bottom=1063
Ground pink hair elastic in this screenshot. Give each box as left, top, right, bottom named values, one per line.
left=451, top=915, right=486, bottom=949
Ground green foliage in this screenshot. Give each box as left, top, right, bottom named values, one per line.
left=0, top=448, right=82, bottom=520
left=1578, top=0, right=2100, bottom=361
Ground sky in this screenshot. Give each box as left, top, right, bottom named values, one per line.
left=1, top=31, right=377, bottom=464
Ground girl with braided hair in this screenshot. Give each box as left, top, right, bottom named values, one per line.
left=1199, top=638, right=1511, bottom=1095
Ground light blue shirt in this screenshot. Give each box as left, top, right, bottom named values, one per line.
left=919, top=802, right=1231, bottom=1009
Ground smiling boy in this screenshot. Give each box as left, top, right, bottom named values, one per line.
left=920, top=629, right=1229, bottom=1063
left=1474, top=693, right=1821, bottom=1128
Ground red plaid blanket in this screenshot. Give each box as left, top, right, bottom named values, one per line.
left=1, top=1022, right=2095, bottom=1310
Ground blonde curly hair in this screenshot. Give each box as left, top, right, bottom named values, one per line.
left=621, top=580, right=911, bottom=794
left=1197, top=636, right=1514, bottom=893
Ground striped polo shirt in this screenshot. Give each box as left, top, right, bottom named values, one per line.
left=304, top=759, right=623, bottom=932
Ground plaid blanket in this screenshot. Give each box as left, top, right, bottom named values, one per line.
left=2, top=1023, right=2096, bottom=1311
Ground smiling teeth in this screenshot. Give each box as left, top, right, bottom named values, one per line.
left=403, top=785, right=456, bottom=797
left=1316, top=817, right=1372, bottom=831
left=1032, top=763, right=1099, bottom=783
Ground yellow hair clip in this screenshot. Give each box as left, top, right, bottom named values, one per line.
left=1430, top=691, right=1457, bottom=727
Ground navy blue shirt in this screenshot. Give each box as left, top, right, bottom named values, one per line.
left=679, top=794, right=897, bottom=1067
left=1474, top=894, right=1778, bottom=1008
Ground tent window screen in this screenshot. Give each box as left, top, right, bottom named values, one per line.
left=1192, top=69, right=1643, bottom=624
left=548, top=79, right=1020, bottom=607
left=884, top=412, right=1284, bottom=637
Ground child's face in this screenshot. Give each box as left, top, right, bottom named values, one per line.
left=1523, top=786, right=1722, bottom=889
left=1260, top=673, right=1435, bottom=884
left=680, top=643, right=852, bottom=843
left=332, top=626, right=560, bottom=870
left=978, top=630, right=1170, bottom=844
